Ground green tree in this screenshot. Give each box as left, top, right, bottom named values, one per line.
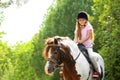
left=92, top=0, right=120, bottom=79
left=0, top=41, right=10, bottom=80
left=1, top=42, right=40, bottom=80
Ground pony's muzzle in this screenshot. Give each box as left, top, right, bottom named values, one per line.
left=48, top=67, right=54, bottom=73
left=45, top=62, right=54, bottom=76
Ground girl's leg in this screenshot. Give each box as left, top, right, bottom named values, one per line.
left=86, top=48, right=100, bottom=77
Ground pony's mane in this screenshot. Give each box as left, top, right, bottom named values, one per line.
left=42, top=36, right=70, bottom=60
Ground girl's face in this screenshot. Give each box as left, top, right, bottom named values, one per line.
left=78, top=18, right=87, bottom=26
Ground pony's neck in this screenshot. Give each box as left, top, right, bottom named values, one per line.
left=62, top=61, right=80, bottom=80
left=60, top=39, right=81, bottom=80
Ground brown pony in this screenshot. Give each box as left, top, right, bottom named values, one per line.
left=42, top=36, right=80, bottom=80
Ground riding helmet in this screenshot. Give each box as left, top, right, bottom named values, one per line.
left=77, top=11, right=88, bottom=20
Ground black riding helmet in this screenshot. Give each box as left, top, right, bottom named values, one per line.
left=77, top=11, right=88, bottom=20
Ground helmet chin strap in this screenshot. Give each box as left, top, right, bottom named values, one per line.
left=80, top=24, right=86, bottom=26
left=79, top=22, right=87, bottom=27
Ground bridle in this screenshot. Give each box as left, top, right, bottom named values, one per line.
left=47, top=43, right=81, bottom=68
left=47, top=44, right=65, bottom=68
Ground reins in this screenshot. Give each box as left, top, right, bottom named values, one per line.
left=59, top=51, right=81, bottom=67
left=74, top=52, right=81, bottom=61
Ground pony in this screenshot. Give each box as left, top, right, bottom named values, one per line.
left=43, top=36, right=104, bottom=80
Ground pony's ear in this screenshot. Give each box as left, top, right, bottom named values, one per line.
left=45, top=38, right=54, bottom=45
left=54, top=38, right=58, bottom=44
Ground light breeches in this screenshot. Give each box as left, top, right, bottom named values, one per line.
left=86, top=48, right=100, bottom=73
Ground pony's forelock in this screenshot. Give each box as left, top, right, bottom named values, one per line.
left=45, top=38, right=54, bottom=45
left=42, top=45, right=50, bottom=60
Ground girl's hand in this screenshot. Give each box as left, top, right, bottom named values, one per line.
left=74, top=39, right=78, bottom=43
left=78, top=40, right=82, bottom=43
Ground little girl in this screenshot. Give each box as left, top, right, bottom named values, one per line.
left=74, top=11, right=100, bottom=77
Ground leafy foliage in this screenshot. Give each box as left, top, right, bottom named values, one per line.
left=0, top=0, right=29, bottom=8
left=0, top=0, right=12, bottom=8
left=92, top=0, right=120, bottom=79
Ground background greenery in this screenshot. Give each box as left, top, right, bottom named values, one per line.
left=0, top=0, right=120, bottom=80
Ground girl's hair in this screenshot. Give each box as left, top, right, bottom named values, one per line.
left=74, top=21, right=94, bottom=43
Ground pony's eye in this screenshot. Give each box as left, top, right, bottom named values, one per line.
left=54, top=52, right=57, bottom=54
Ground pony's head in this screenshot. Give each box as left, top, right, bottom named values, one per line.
left=42, top=36, right=74, bottom=75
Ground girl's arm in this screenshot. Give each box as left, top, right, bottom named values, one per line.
left=78, top=29, right=92, bottom=43
left=74, top=31, right=78, bottom=43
